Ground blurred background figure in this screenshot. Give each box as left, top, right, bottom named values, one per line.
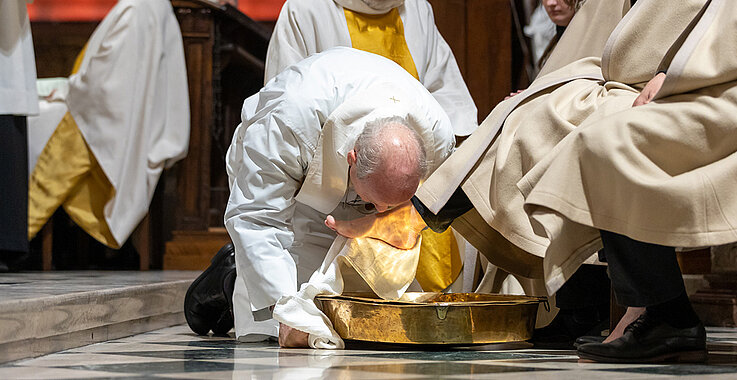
left=524, top=0, right=582, bottom=76
left=0, top=0, right=39, bottom=272
left=265, top=0, right=478, bottom=138
left=537, top=0, right=580, bottom=68
left=26, top=0, right=190, bottom=254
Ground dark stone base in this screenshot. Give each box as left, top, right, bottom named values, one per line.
left=690, top=274, right=737, bottom=328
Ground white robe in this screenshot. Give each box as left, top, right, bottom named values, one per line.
left=65, top=0, right=190, bottom=246
left=225, top=47, right=455, bottom=340
left=264, top=0, right=477, bottom=136
left=0, top=0, right=38, bottom=116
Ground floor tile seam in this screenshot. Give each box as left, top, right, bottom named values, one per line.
left=0, top=271, right=199, bottom=285
left=23, top=358, right=222, bottom=367
left=3, top=358, right=188, bottom=369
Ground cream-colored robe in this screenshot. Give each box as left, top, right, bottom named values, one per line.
left=415, top=0, right=633, bottom=279
left=520, top=0, right=737, bottom=293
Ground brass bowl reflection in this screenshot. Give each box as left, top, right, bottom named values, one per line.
left=315, top=292, right=546, bottom=345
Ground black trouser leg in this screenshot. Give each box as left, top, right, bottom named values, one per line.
left=556, top=264, right=610, bottom=313
left=599, top=230, right=684, bottom=307
left=0, top=115, right=29, bottom=256
left=599, top=230, right=699, bottom=328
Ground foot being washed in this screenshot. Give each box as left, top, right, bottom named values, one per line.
left=325, top=201, right=427, bottom=250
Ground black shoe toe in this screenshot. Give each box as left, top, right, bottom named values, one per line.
left=573, top=335, right=605, bottom=348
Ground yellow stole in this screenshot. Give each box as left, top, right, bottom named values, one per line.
left=344, top=8, right=462, bottom=291
left=28, top=44, right=118, bottom=248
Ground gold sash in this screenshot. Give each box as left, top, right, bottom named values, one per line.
left=344, top=8, right=462, bottom=291
left=28, top=45, right=118, bottom=248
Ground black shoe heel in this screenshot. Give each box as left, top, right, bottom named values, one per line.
left=184, top=243, right=236, bottom=336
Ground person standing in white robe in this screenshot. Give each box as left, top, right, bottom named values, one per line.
left=184, top=48, right=455, bottom=343
left=265, top=0, right=477, bottom=138
left=0, top=0, right=38, bottom=271
left=26, top=0, right=190, bottom=249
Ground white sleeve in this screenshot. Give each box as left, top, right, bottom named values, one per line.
left=263, top=1, right=309, bottom=84
left=225, top=93, right=314, bottom=311
left=416, top=2, right=478, bottom=136
left=225, top=61, right=338, bottom=310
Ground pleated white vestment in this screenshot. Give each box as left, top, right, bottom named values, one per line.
left=65, top=0, right=190, bottom=246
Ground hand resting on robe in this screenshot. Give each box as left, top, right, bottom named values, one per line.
left=632, top=72, right=666, bottom=107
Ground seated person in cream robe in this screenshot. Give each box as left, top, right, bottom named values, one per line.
left=183, top=48, right=455, bottom=344
left=331, top=0, right=730, bottom=356
left=519, top=0, right=737, bottom=363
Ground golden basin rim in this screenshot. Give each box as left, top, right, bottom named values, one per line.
left=315, top=293, right=547, bottom=307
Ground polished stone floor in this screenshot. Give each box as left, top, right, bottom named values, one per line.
left=2, top=324, right=737, bottom=379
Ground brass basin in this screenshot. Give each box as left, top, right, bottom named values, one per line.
left=315, top=292, right=546, bottom=345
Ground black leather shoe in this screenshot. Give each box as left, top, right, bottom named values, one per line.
left=577, top=312, right=707, bottom=363
left=184, top=243, right=237, bottom=336
left=574, top=335, right=606, bottom=348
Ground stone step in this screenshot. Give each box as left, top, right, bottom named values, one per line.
left=0, top=271, right=199, bottom=364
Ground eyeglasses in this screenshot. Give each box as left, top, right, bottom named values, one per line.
left=342, top=193, right=377, bottom=215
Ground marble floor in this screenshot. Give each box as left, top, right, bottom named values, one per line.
left=1, top=324, right=736, bottom=379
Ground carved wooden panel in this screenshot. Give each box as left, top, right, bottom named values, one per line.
left=165, top=0, right=269, bottom=268
left=429, top=0, right=526, bottom=122
left=173, top=6, right=216, bottom=232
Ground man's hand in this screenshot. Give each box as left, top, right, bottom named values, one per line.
left=632, top=72, right=666, bottom=107
left=504, top=89, right=524, bottom=100
left=325, top=201, right=427, bottom=249
left=278, top=323, right=310, bottom=348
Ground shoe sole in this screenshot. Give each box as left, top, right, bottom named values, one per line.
left=184, top=244, right=234, bottom=335
left=578, top=349, right=707, bottom=364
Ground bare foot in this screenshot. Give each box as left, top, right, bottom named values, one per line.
left=603, top=306, right=645, bottom=343
left=325, top=202, right=427, bottom=250
left=325, top=214, right=376, bottom=239
left=278, top=323, right=309, bottom=348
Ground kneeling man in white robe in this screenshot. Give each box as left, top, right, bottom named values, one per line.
left=184, top=47, right=455, bottom=346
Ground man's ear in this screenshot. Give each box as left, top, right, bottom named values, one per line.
left=347, top=149, right=357, bottom=166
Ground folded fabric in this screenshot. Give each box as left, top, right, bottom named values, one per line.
left=273, top=234, right=421, bottom=349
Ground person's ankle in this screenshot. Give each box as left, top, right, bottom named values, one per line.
left=646, top=293, right=700, bottom=329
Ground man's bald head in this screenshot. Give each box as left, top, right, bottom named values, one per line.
left=348, top=116, right=427, bottom=212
